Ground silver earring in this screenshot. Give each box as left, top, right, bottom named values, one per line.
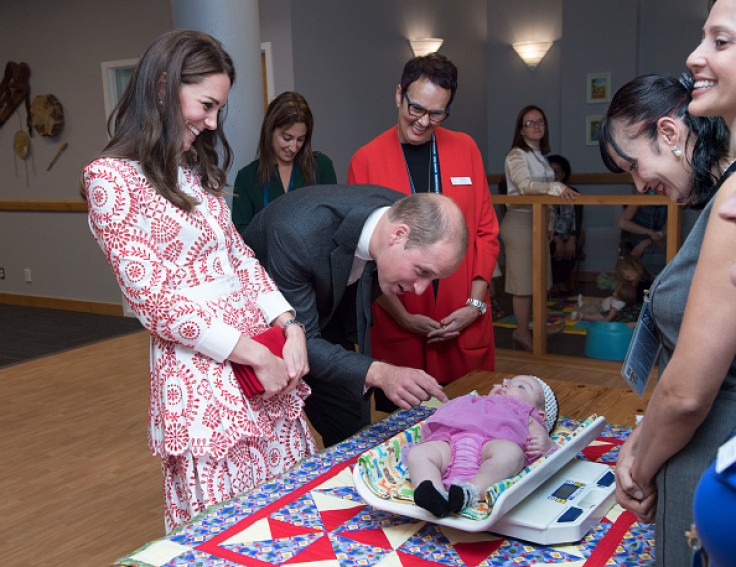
left=158, top=99, right=163, bottom=106
left=672, top=145, right=683, bottom=157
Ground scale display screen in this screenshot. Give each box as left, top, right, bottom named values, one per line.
left=550, top=481, right=583, bottom=502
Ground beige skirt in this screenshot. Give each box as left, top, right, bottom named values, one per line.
left=499, top=208, right=551, bottom=296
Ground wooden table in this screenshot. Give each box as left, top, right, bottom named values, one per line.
left=444, top=370, right=650, bottom=428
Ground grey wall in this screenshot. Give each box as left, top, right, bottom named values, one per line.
left=288, top=0, right=488, bottom=183
left=0, top=0, right=711, bottom=306
left=0, top=0, right=172, bottom=303
left=259, top=0, right=296, bottom=98
left=485, top=0, right=708, bottom=272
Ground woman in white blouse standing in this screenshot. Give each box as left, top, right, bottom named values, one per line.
left=500, top=106, right=578, bottom=351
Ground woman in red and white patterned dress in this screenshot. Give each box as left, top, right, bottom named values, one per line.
left=82, top=30, right=316, bottom=533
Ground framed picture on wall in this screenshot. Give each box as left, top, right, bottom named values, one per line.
left=586, top=115, right=603, bottom=146
left=586, top=72, right=611, bottom=103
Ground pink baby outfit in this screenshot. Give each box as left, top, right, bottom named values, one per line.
left=421, top=395, right=546, bottom=488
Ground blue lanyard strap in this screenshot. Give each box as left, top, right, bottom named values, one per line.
left=404, top=134, right=441, bottom=194
left=263, top=165, right=296, bottom=207
left=430, top=134, right=441, bottom=194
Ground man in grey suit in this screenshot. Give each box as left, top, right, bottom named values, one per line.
left=244, top=184, right=468, bottom=446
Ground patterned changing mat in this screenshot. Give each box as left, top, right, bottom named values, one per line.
left=357, top=410, right=598, bottom=521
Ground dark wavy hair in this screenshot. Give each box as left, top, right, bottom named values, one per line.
left=510, top=105, right=551, bottom=154
left=599, top=73, right=729, bottom=209
left=93, top=30, right=235, bottom=211
left=256, top=91, right=316, bottom=187
left=400, top=52, right=458, bottom=107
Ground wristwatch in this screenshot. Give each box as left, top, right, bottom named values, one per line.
left=282, top=319, right=306, bottom=333
left=466, top=298, right=487, bottom=316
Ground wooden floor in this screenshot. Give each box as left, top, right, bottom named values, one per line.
left=0, top=330, right=648, bottom=566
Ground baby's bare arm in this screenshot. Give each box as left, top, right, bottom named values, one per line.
left=526, top=417, right=556, bottom=457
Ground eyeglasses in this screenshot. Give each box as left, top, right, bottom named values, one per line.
left=404, top=92, right=450, bottom=123
left=524, top=119, right=545, bottom=128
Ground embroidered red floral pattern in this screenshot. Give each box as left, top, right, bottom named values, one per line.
left=84, top=158, right=316, bottom=531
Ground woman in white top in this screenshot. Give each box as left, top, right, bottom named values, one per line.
left=500, top=106, right=577, bottom=351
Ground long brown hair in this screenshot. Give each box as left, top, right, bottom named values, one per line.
left=92, top=30, right=235, bottom=211
left=256, top=91, right=315, bottom=187
left=510, top=105, right=551, bottom=154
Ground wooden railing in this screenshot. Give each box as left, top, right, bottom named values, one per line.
left=1, top=178, right=680, bottom=357
left=492, top=191, right=682, bottom=355
left=0, top=200, right=87, bottom=212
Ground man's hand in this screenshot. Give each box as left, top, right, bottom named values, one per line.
left=365, top=361, right=448, bottom=409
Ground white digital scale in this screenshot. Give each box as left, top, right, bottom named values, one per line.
left=353, top=416, right=617, bottom=546
left=491, top=458, right=616, bottom=545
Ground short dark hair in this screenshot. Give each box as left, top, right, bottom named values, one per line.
left=400, top=53, right=458, bottom=106
left=547, top=155, right=571, bottom=183
left=599, top=73, right=729, bottom=209
left=511, top=105, right=551, bottom=154
left=257, top=92, right=316, bottom=186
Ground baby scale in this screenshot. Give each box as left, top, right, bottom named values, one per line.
left=353, top=415, right=617, bottom=546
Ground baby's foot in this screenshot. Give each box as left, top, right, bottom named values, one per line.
left=448, top=482, right=479, bottom=514
left=413, top=480, right=450, bottom=517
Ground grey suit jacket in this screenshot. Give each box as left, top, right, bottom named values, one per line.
left=243, top=184, right=404, bottom=399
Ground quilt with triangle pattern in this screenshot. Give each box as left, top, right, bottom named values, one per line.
left=115, top=408, right=655, bottom=567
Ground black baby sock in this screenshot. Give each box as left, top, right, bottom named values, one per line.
left=413, top=480, right=450, bottom=518
left=448, top=482, right=479, bottom=514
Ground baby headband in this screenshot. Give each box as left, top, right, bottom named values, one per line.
left=532, top=375, right=559, bottom=432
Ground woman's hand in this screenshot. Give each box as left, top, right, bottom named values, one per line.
left=560, top=186, right=579, bottom=204
left=631, top=239, right=651, bottom=257
left=615, top=428, right=658, bottom=522
left=649, top=230, right=665, bottom=249
left=551, top=235, right=563, bottom=259
left=253, top=350, right=293, bottom=399
left=281, top=322, right=309, bottom=386
left=229, top=335, right=293, bottom=399
left=426, top=306, right=478, bottom=343
left=561, top=236, right=576, bottom=260
left=268, top=313, right=308, bottom=395
left=398, top=312, right=444, bottom=336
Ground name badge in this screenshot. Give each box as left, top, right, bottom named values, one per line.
left=621, top=292, right=660, bottom=399
left=451, top=176, right=472, bottom=186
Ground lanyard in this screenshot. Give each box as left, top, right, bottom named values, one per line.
left=404, top=134, right=441, bottom=194
left=263, top=165, right=295, bottom=207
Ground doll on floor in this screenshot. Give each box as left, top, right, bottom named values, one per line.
left=406, top=375, right=559, bottom=517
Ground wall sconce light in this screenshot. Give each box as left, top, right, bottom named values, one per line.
left=409, top=38, right=444, bottom=57
left=512, top=41, right=554, bottom=71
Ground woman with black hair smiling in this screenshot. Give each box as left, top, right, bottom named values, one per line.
left=599, top=68, right=734, bottom=565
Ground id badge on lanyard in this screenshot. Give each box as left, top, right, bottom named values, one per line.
left=621, top=290, right=661, bottom=398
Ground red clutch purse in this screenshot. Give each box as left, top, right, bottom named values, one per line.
left=231, top=326, right=286, bottom=398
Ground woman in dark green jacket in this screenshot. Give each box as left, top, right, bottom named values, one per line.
left=232, top=91, right=336, bottom=237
